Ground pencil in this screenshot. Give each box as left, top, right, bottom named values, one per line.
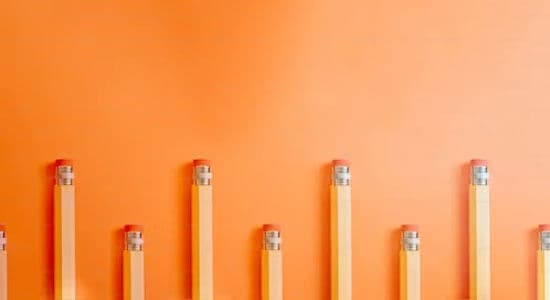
left=261, top=224, right=282, bottom=300
left=54, top=159, right=76, bottom=300
left=330, top=159, right=352, bottom=300
left=123, top=225, right=145, bottom=300
left=400, top=224, right=420, bottom=300
left=469, top=159, right=490, bottom=300
left=0, top=224, right=6, bottom=300
left=192, top=159, right=213, bottom=300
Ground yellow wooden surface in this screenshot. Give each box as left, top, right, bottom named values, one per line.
left=124, top=251, right=145, bottom=300
left=330, top=185, right=351, bottom=300
left=0, top=251, right=6, bottom=300
left=192, top=185, right=213, bottom=300
left=400, top=250, right=420, bottom=300
left=538, top=250, right=550, bottom=300
left=54, top=185, right=76, bottom=300
left=261, top=250, right=282, bottom=300
left=469, top=184, right=490, bottom=300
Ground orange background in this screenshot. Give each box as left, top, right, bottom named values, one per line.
left=2, top=0, right=550, bottom=299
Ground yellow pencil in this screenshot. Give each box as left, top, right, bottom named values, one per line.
left=261, top=224, right=282, bottom=300
left=123, top=225, right=145, bottom=300
left=400, top=225, right=420, bottom=300
left=0, top=224, right=6, bottom=300
left=538, top=224, right=550, bottom=300
left=330, top=159, right=351, bottom=300
left=469, top=159, right=490, bottom=300
left=54, top=159, right=76, bottom=300
left=192, top=159, right=213, bottom=300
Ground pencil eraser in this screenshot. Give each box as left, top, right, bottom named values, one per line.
left=332, top=159, right=350, bottom=167
left=193, top=159, right=211, bottom=167
left=539, top=224, right=550, bottom=232
left=125, top=224, right=144, bottom=233
left=402, top=224, right=419, bottom=232
left=470, top=159, right=488, bottom=167
left=55, top=159, right=74, bottom=167
left=263, top=224, right=281, bottom=232
left=0, top=224, right=5, bottom=232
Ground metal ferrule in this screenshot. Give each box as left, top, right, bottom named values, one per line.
left=332, top=166, right=351, bottom=186
left=194, top=165, right=211, bottom=186
left=471, top=166, right=489, bottom=186
left=56, top=165, right=74, bottom=185
left=401, top=231, right=420, bottom=251
left=125, top=231, right=143, bottom=251
left=541, top=231, right=550, bottom=250
left=0, top=231, right=5, bottom=251
left=263, top=230, right=281, bottom=251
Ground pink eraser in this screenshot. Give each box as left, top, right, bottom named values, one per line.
left=193, top=159, right=211, bottom=167
left=539, top=224, right=550, bottom=232
left=470, top=159, right=488, bottom=167
left=401, top=224, right=419, bottom=232
left=124, top=224, right=144, bottom=233
left=263, top=224, right=281, bottom=232
left=55, top=159, right=74, bottom=167
left=332, top=159, right=350, bottom=167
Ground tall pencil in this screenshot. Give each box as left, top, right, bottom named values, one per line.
left=54, top=159, right=76, bottom=300
left=261, top=224, right=282, bottom=300
left=469, top=159, right=490, bottom=300
left=192, top=159, right=213, bottom=300
left=400, top=225, right=420, bottom=300
left=538, top=224, right=550, bottom=300
left=0, top=225, right=6, bottom=300
left=330, top=159, right=351, bottom=300
left=123, top=225, right=144, bottom=300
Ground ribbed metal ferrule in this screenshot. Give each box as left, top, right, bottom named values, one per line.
left=56, top=165, right=74, bottom=185
left=0, top=231, right=6, bottom=251
left=125, top=231, right=143, bottom=251
left=541, top=231, right=550, bottom=250
left=194, top=165, right=211, bottom=186
left=263, top=230, right=281, bottom=251
left=471, top=165, right=489, bottom=186
left=332, top=165, right=350, bottom=186
left=401, top=231, right=420, bottom=251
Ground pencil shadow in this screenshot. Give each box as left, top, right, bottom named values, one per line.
left=457, top=163, right=470, bottom=299
left=111, top=228, right=125, bottom=299
left=529, top=228, right=538, bottom=300
left=320, top=163, right=331, bottom=300
left=389, top=228, right=401, bottom=300
left=248, top=227, right=263, bottom=300
left=43, top=162, right=56, bottom=297
left=179, top=162, right=194, bottom=299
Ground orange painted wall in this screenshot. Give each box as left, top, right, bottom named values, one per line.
left=2, top=0, right=550, bottom=299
